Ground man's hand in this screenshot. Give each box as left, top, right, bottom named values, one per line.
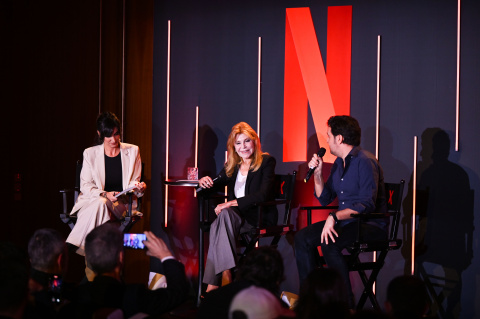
left=143, top=231, right=173, bottom=260
left=321, top=215, right=338, bottom=245
left=308, top=153, right=323, bottom=176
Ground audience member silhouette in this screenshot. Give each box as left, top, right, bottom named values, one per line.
left=385, top=275, right=429, bottom=319
left=27, top=228, right=69, bottom=318
left=60, top=222, right=189, bottom=318
left=197, top=246, right=286, bottom=319
left=294, top=268, right=350, bottom=319
left=0, top=242, right=29, bottom=319
left=228, top=286, right=295, bottom=319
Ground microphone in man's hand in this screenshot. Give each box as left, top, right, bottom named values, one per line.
left=304, top=147, right=326, bottom=183
left=196, top=173, right=223, bottom=192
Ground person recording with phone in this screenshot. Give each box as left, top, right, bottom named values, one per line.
left=60, top=223, right=188, bottom=318
left=66, top=112, right=146, bottom=257
left=294, top=115, right=388, bottom=308
left=197, top=122, right=277, bottom=293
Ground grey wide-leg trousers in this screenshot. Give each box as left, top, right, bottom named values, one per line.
left=202, top=207, right=252, bottom=286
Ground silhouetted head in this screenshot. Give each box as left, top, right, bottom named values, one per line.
left=85, top=223, right=123, bottom=275
left=236, top=246, right=284, bottom=295
left=386, top=275, right=429, bottom=317
left=294, top=268, right=350, bottom=319
left=28, top=228, right=66, bottom=274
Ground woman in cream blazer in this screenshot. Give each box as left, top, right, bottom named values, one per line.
left=66, top=112, right=146, bottom=254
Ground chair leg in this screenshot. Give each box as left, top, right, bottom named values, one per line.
left=269, top=235, right=281, bottom=247
left=355, top=251, right=388, bottom=311
left=417, top=263, right=448, bottom=319
left=240, top=236, right=259, bottom=261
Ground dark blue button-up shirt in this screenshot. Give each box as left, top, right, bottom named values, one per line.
left=316, top=146, right=388, bottom=230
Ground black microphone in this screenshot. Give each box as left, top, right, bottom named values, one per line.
left=304, top=147, right=326, bottom=183
left=196, top=173, right=223, bottom=192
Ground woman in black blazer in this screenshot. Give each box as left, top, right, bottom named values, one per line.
left=198, top=122, right=277, bottom=292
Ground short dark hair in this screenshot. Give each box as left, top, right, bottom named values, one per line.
left=96, top=112, right=121, bottom=145
left=386, top=275, right=428, bottom=316
left=28, top=228, right=65, bottom=272
left=85, top=223, right=123, bottom=275
left=236, top=246, right=284, bottom=295
left=327, top=115, right=361, bottom=146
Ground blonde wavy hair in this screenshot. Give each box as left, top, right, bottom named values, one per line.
left=224, top=122, right=268, bottom=177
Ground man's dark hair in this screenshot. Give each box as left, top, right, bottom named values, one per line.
left=96, top=111, right=121, bottom=145
left=386, top=275, right=429, bottom=317
left=236, top=246, right=284, bottom=295
left=85, top=223, right=123, bottom=275
left=327, top=115, right=361, bottom=146
left=28, top=228, right=65, bottom=272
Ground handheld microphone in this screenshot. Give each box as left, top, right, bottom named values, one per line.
left=304, top=147, right=326, bottom=183
left=196, top=173, right=223, bottom=192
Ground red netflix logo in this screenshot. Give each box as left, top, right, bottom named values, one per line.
left=283, top=7, right=352, bottom=163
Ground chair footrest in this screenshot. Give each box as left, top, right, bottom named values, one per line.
left=349, top=262, right=383, bottom=271
left=348, top=239, right=402, bottom=252
left=252, top=225, right=293, bottom=237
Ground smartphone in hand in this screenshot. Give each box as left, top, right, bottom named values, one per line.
left=123, top=233, right=147, bottom=249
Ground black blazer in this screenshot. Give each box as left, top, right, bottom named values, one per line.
left=216, top=154, right=278, bottom=227
left=60, top=259, right=188, bottom=318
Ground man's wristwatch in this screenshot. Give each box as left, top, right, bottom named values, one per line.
left=329, top=212, right=339, bottom=224
left=100, top=192, right=107, bottom=198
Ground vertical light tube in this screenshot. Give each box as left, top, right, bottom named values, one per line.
left=411, top=136, right=418, bottom=275
left=121, top=0, right=126, bottom=140
left=256, top=38, right=261, bottom=253
left=373, top=35, right=381, bottom=294
left=455, top=0, right=461, bottom=151
left=224, top=151, right=228, bottom=202
left=257, top=37, right=262, bottom=138
left=165, top=20, right=172, bottom=227
left=375, top=35, right=381, bottom=160
left=98, top=0, right=102, bottom=114
left=194, top=106, right=199, bottom=197
left=195, top=106, right=199, bottom=168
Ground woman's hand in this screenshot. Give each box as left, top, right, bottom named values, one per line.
left=106, top=192, right=118, bottom=202
left=214, top=202, right=229, bottom=215
left=135, top=182, right=147, bottom=192
left=214, top=200, right=238, bottom=215
left=198, top=176, right=214, bottom=189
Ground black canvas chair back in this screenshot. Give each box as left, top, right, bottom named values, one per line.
left=385, top=180, right=404, bottom=240
left=60, top=160, right=144, bottom=232
left=239, top=171, right=297, bottom=259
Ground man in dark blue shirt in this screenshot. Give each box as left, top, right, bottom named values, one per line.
left=294, top=115, right=387, bottom=308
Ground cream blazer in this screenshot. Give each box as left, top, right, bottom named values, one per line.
left=70, top=142, right=143, bottom=215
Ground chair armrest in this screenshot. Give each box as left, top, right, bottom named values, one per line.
left=300, top=206, right=339, bottom=226
left=299, top=206, right=339, bottom=210
left=59, top=188, right=75, bottom=194
left=254, top=199, right=288, bottom=207
left=350, top=212, right=395, bottom=219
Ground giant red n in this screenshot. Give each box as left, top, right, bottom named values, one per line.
left=283, top=6, right=352, bottom=163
